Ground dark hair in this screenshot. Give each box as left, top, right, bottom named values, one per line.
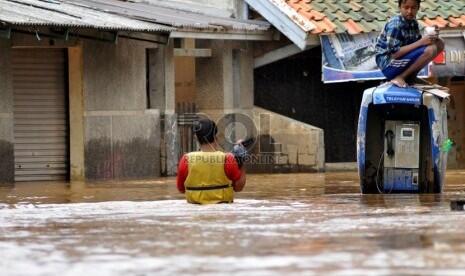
left=398, top=0, right=421, bottom=7
left=193, top=119, right=217, bottom=145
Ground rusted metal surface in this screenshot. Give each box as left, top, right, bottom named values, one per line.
left=0, top=0, right=174, bottom=32
left=67, top=0, right=270, bottom=31
left=0, top=0, right=270, bottom=33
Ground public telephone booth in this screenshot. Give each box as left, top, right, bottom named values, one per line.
left=357, top=83, right=450, bottom=194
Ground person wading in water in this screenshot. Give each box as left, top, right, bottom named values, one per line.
left=375, top=0, right=444, bottom=88
left=176, top=119, right=247, bottom=204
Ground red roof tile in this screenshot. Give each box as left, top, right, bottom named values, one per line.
left=283, top=0, right=465, bottom=34
left=449, top=15, right=465, bottom=28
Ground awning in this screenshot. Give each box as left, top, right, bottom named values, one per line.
left=0, top=0, right=174, bottom=33
left=0, top=0, right=272, bottom=41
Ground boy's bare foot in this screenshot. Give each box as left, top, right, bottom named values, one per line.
left=390, top=76, right=407, bottom=88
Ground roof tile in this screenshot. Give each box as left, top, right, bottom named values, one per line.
left=344, top=18, right=364, bottom=34
left=311, top=17, right=338, bottom=34
left=283, top=0, right=465, bottom=34
left=449, top=15, right=465, bottom=28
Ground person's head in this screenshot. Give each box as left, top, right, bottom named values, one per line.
left=193, top=119, right=217, bottom=145
left=398, top=0, right=420, bottom=21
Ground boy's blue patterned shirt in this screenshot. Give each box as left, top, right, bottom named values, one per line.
left=375, top=15, right=421, bottom=70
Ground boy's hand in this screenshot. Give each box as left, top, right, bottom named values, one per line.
left=427, top=34, right=438, bottom=43
left=419, top=35, right=434, bottom=46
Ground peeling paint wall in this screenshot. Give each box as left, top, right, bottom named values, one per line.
left=83, top=38, right=161, bottom=180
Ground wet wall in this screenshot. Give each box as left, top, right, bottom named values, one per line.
left=0, top=40, right=14, bottom=183
left=83, top=39, right=161, bottom=180
left=254, top=47, right=378, bottom=162
left=84, top=113, right=160, bottom=180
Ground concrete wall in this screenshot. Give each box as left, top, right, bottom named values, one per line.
left=234, top=41, right=254, bottom=110
left=196, top=40, right=229, bottom=114
left=68, top=46, right=86, bottom=181
left=83, top=38, right=161, bottom=180
left=84, top=39, right=148, bottom=111
left=147, top=41, right=178, bottom=176
left=175, top=56, right=196, bottom=104
left=196, top=40, right=254, bottom=115
left=254, top=47, right=379, bottom=162
left=0, top=39, right=14, bottom=183
left=250, top=107, right=324, bottom=173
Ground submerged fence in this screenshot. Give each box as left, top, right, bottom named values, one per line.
left=176, top=102, right=199, bottom=155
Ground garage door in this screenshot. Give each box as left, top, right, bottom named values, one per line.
left=12, top=49, right=69, bottom=181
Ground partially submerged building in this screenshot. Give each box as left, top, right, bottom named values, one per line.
left=0, top=0, right=275, bottom=182
left=0, top=0, right=327, bottom=184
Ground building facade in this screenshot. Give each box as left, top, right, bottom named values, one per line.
left=0, top=0, right=276, bottom=183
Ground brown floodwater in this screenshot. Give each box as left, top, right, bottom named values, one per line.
left=1, top=170, right=465, bottom=275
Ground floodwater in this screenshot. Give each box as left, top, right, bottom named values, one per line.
left=1, top=171, right=465, bottom=275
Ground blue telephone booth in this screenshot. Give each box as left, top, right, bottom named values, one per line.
left=357, top=83, right=449, bottom=193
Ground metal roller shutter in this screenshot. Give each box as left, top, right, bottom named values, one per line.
left=12, top=49, right=69, bottom=182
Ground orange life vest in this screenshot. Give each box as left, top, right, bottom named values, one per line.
left=184, top=151, right=234, bottom=204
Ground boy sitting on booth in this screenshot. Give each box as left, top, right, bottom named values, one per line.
left=375, top=0, right=444, bottom=88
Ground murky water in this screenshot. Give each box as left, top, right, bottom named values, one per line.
left=1, top=171, right=465, bottom=275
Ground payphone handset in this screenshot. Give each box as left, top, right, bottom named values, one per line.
left=385, top=130, right=395, bottom=157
